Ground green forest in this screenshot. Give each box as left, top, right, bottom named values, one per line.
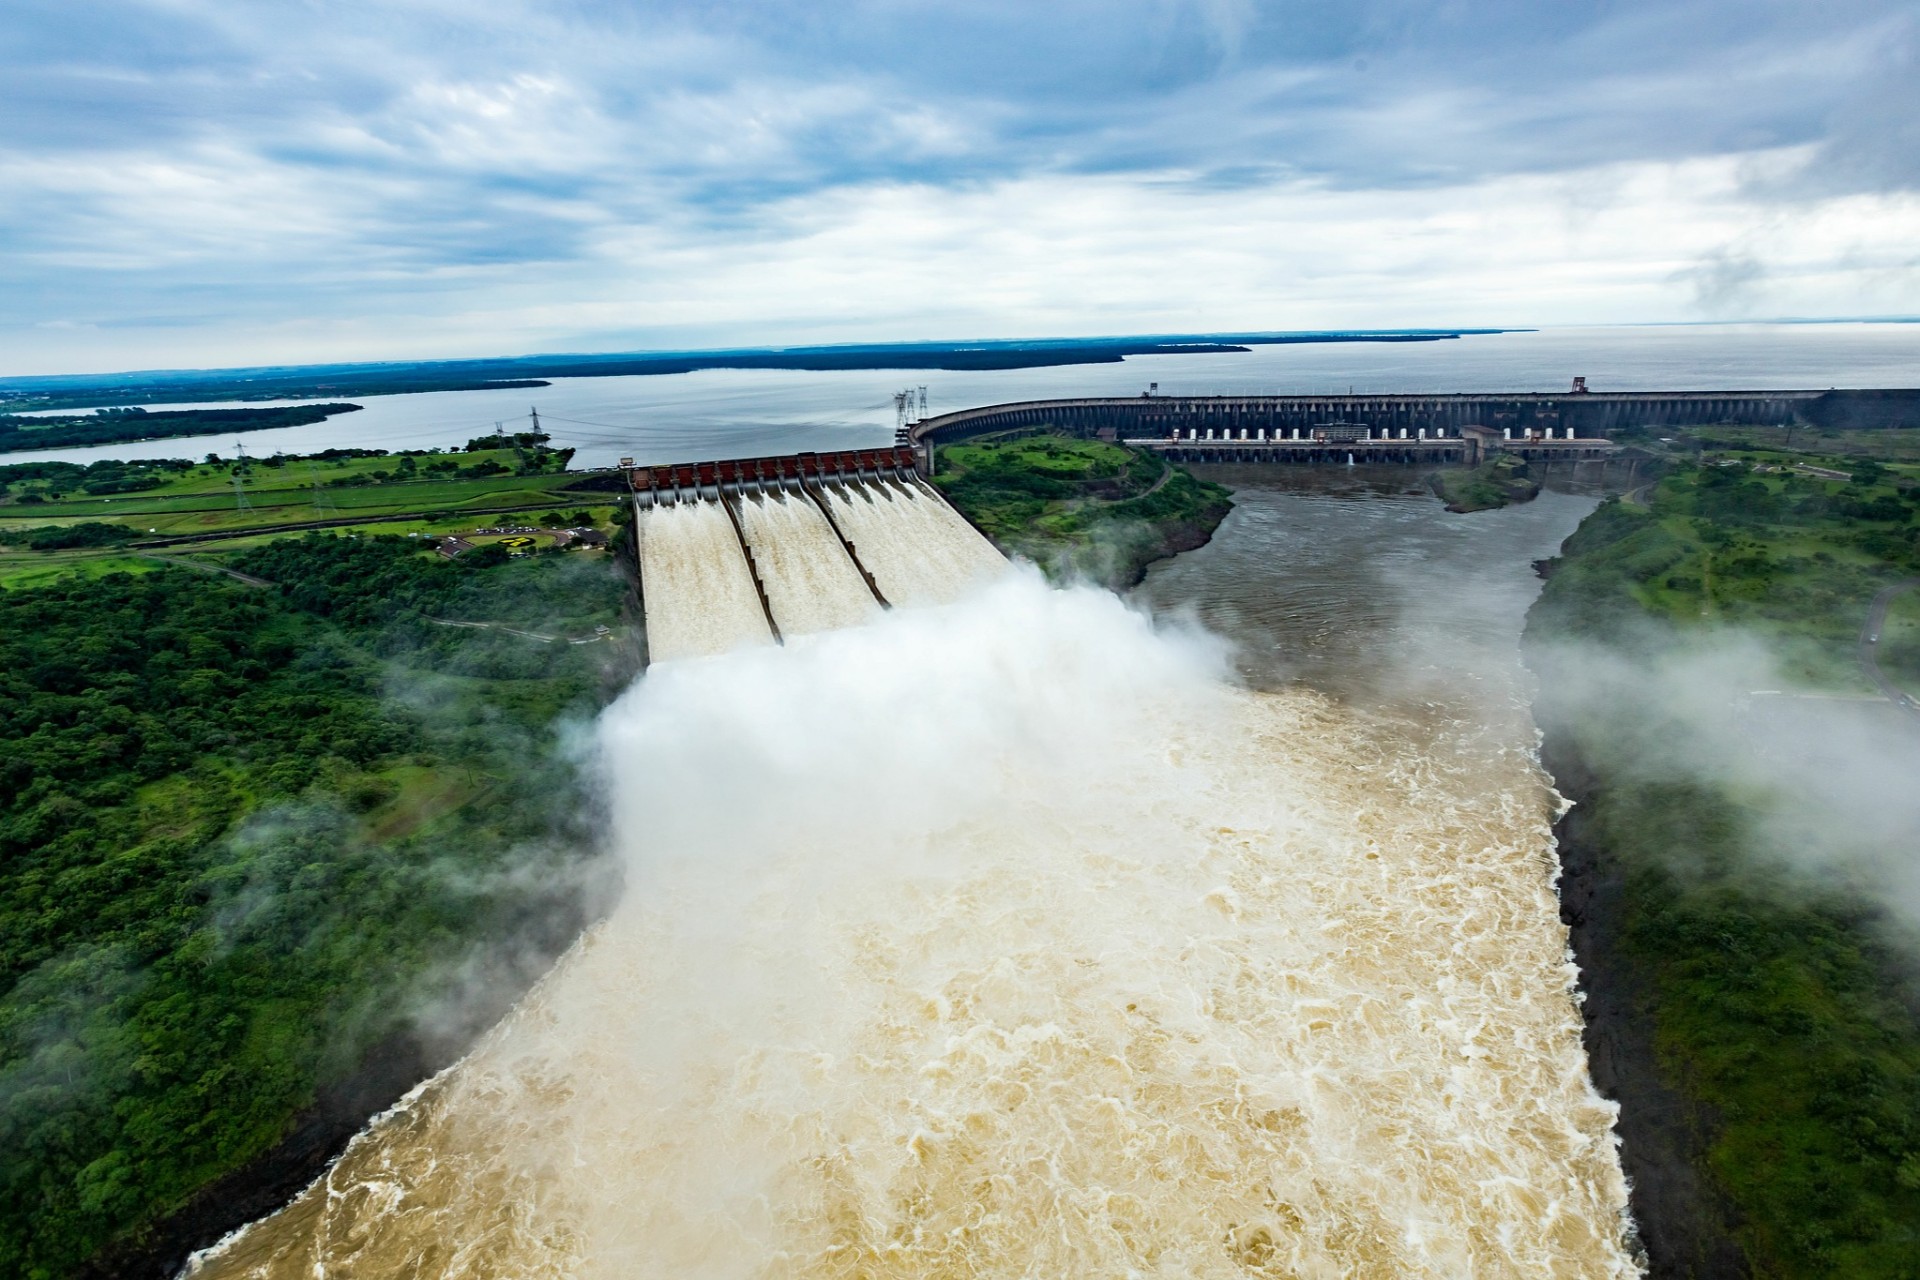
left=0, top=535, right=634, bottom=1278
left=933, top=434, right=1232, bottom=588
left=1526, top=457, right=1920, bottom=1275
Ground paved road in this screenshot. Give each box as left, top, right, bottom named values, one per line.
left=1858, top=577, right=1920, bottom=723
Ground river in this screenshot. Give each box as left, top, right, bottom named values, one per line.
left=184, top=467, right=1634, bottom=1277
left=12, top=321, right=1919, bottom=470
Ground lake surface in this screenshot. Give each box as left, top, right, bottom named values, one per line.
left=14, top=322, right=1919, bottom=470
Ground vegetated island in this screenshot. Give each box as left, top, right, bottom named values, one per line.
left=0, top=403, right=365, bottom=455
left=1428, top=454, right=1542, bottom=513
left=1526, top=426, right=1920, bottom=1277
left=0, top=330, right=1510, bottom=413
left=933, top=432, right=1233, bottom=589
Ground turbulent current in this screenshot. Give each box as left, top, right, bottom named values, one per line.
left=188, top=477, right=1635, bottom=1279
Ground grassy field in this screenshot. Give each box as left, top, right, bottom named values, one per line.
left=933, top=433, right=1231, bottom=588
left=1666, top=422, right=1920, bottom=466
left=0, top=445, right=628, bottom=588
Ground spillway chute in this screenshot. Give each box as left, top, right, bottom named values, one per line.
left=634, top=500, right=775, bottom=663
left=629, top=447, right=1008, bottom=662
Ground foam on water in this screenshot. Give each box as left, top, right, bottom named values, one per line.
left=735, top=492, right=880, bottom=637
left=186, top=572, right=1634, bottom=1280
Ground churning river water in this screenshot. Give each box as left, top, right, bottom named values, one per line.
left=185, top=469, right=1634, bottom=1278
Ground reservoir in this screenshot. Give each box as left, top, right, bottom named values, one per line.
left=186, top=470, right=1632, bottom=1277
left=12, top=321, right=1919, bottom=470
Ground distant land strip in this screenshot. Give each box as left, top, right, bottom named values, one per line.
left=0, top=331, right=1508, bottom=413
left=0, top=403, right=365, bottom=455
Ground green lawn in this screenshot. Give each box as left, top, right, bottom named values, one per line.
left=0, top=445, right=627, bottom=586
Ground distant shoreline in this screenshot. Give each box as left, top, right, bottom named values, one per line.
left=0, top=331, right=1509, bottom=414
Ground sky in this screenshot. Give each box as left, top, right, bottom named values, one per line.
left=3, top=0, right=1917, bottom=374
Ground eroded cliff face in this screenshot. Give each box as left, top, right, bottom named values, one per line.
left=1541, top=732, right=1750, bottom=1280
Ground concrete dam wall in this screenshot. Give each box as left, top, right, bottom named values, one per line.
left=630, top=447, right=1007, bottom=662
left=907, top=387, right=1920, bottom=456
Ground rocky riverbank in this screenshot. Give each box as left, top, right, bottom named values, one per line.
left=1540, top=732, right=1751, bottom=1279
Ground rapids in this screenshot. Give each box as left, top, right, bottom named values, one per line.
left=186, top=551, right=1635, bottom=1278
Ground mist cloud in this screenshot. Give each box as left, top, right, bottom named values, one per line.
left=1534, top=624, right=1920, bottom=935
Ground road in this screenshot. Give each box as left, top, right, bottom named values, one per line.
left=128, top=500, right=611, bottom=549
left=137, top=553, right=274, bottom=588
left=1858, top=577, right=1920, bottom=723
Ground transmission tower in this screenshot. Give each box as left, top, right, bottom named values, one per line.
left=231, top=443, right=253, bottom=512
left=306, top=462, right=339, bottom=517
left=529, top=406, right=542, bottom=436
left=918, top=386, right=928, bottom=419
left=893, top=391, right=911, bottom=431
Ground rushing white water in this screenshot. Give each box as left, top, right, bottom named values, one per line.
left=825, top=480, right=1008, bottom=607
left=636, top=501, right=773, bottom=662
left=186, top=570, right=1635, bottom=1280
left=735, top=491, right=881, bottom=637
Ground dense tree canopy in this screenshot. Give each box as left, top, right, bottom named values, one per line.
left=0, top=536, right=630, bottom=1277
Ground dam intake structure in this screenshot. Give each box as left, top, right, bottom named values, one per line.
left=629, top=447, right=1007, bottom=661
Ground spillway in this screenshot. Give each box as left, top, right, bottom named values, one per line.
left=632, top=449, right=1008, bottom=660
left=635, top=501, right=773, bottom=662
left=734, top=491, right=880, bottom=638
left=824, top=480, right=1007, bottom=608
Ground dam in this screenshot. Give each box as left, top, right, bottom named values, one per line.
left=905, top=384, right=1920, bottom=469
left=628, top=446, right=1007, bottom=661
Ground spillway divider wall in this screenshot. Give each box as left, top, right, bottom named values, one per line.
left=801, top=478, right=891, bottom=608
left=718, top=489, right=783, bottom=645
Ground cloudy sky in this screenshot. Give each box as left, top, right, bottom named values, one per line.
left=4, top=0, right=1917, bottom=373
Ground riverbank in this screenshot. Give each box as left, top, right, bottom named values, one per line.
left=1523, top=447, right=1920, bottom=1276
left=933, top=434, right=1232, bottom=588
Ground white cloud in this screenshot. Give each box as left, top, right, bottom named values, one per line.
left=7, top=145, right=1912, bottom=373
left=1, top=0, right=1915, bottom=371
